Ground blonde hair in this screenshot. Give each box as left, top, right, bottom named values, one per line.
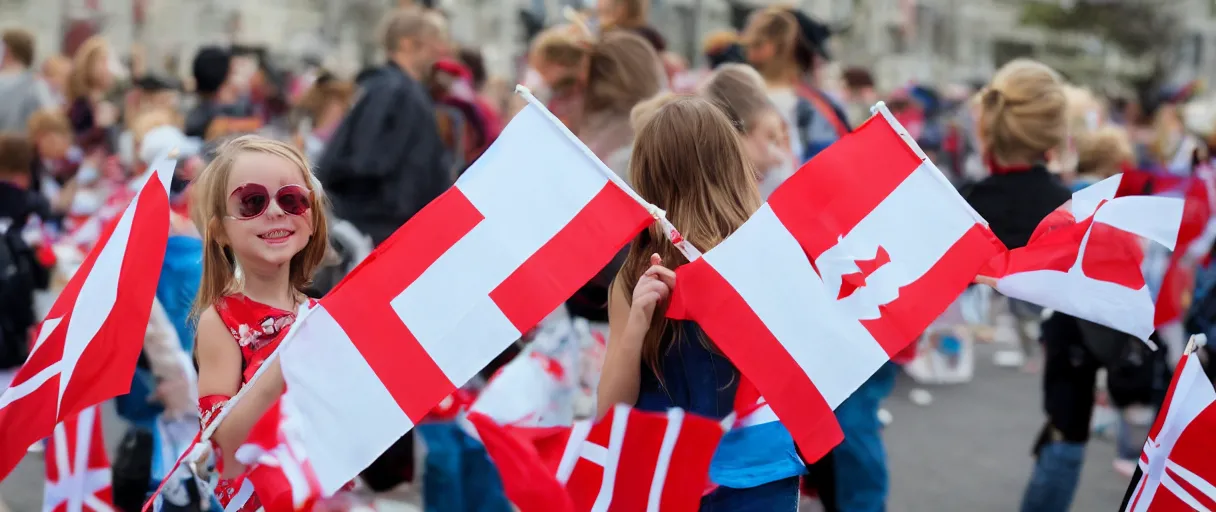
left=742, top=7, right=811, bottom=77
left=26, top=108, right=71, bottom=138
left=698, top=64, right=773, bottom=134
left=1076, top=125, right=1134, bottom=178
left=977, top=59, right=1068, bottom=166
left=189, top=136, right=330, bottom=319
left=530, top=23, right=593, bottom=70
left=616, top=96, right=762, bottom=375
left=583, top=31, right=664, bottom=116
left=601, top=0, right=650, bottom=30
left=67, top=36, right=108, bottom=102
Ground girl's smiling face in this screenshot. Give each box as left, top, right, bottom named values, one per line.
left=221, top=151, right=314, bottom=274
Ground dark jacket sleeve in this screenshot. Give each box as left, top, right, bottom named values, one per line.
left=317, top=84, right=416, bottom=185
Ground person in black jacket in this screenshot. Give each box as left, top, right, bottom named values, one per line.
left=316, top=7, right=453, bottom=246
left=962, top=59, right=1105, bottom=512
left=0, top=133, right=52, bottom=372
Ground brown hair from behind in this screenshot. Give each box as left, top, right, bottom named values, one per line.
left=583, top=31, right=664, bottom=116
left=616, top=95, right=762, bottom=375
left=1075, top=125, right=1134, bottom=178
left=530, top=23, right=593, bottom=72
left=0, top=133, right=34, bottom=177
left=601, top=0, right=650, bottom=30
left=188, top=135, right=330, bottom=319
left=67, top=36, right=108, bottom=102
left=698, top=63, right=772, bottom=134
left=26, top=109, right=71, bottom=139
left=2, top=29, right=35, bottom=68
left=977, top=59, right=1068, bottom=166
left=381, top=7, right=447, bottom=54
left=297, top=78, right=355, bottom=122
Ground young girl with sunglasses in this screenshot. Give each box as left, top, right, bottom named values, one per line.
left=191, top=135, right=329, bottom=511
left=601, top=95, right=803, bottom=511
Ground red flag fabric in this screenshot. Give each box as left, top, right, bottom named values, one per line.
left=556, top=405, right=724, bottom=512
left=231, top=394, right=324, bottom=512
left=0, top=158, right=175, bottom=481
left=981, top=174, right=1185, bottom=340
left=467, top=412, right=575, bottom=512
left=43, top=405, right=114, bottom=512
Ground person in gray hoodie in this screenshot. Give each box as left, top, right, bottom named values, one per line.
left=0, top=29, right=54, bottom=134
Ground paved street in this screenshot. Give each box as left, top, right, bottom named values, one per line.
left=2, top=342, right=1134, bottom=512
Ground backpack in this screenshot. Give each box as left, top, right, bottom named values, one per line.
left=0, top=222, right=40, bottom=369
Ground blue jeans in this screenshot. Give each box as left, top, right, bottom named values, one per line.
left=1020, top=441, right=1085, bottom=512
left=832, top=362, right=898, bottom=512
left=417, top=422, right=513, bottom=512
left=701, top=476, right=800, bottom=511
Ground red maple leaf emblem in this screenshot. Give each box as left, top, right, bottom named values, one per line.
left=837, top=246, right=891, bottom=300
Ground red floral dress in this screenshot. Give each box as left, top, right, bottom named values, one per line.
left=198, top=294, right=312, bottom=512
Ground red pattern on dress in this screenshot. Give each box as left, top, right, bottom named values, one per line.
left=203, top=294, right=312, bottom=512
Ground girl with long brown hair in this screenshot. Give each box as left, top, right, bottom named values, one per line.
left=191, top=135, right=330, bottom=511
left=599, top=95, right=803, bottom=510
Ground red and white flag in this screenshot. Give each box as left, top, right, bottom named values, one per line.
left=279, top=102, right=653, bottom=492
left=0, top=156, right=174, bottom=480
left=556, top=405, right=723, bottom=512
left=1124, top=348, right=1216, bottom=511
left=467, top=412, right=575, bottom=512
left=43, top=405, right=115, bottom=512
left=667, top=107, right=1006, bottom=462
left=981, top=174, right=1185, bottom=340
left=229, top=393, right=323, bottom=512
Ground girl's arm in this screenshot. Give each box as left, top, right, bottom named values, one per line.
left=195, top=306, right=285, bottom=478
left=596, top=255, right=676, bottom=420
left=596, top=284, right=646, bottom=420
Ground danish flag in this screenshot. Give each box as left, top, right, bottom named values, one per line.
left=43, top=405, right=115, bottom=512
left=667, top=106, right=1006, bottom=462
left=981, top=174, right=1185, bottom=340
left=226, top=393, right=323, bottom=512
left=1123, top=349, right=1216, bottom=511
left=0, top=156, right=175, bottom=481
left=278, top=102, right=653, bottom=492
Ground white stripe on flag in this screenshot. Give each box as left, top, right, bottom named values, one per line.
left=391, top=103, right=616, bottom=387
left=590, top=404, right=631, bottom=512
left=280, top=305, right=415, bottom=494
left=702, top=204, right=886, bottom=408
left=647, top=409, right=684, bottom=512
left=556, top=420, right=594, bottom=483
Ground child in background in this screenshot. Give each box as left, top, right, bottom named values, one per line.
left=0, top=134, right=53, bottom=388
left=696, top=63, right=794, bottom=197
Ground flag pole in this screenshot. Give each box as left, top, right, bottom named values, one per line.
left=1185, top=333, right=1206, bottom=356
left=513, top=85, right=702, bottom=262
left=870, top=101, right=987, bottom=225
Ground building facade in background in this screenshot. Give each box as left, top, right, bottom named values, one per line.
left=2, top=0, right=1215, bottom=91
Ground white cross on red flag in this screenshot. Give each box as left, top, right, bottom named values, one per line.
left=228, top=392, right=323, bottom=512
left=0, top=156, right=175, bottom=481
left=43, top=405, right=115, bottom=512
left=981, top=173, right=1185, bottom=340
left=667, top=106, right=1006, bottom=462
left=555, top=405, right=724, bottom=512
left=1124, top=349, right=1216, bottom=511
left=279, top=102, right=653, bottom=492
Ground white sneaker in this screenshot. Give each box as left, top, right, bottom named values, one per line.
left=1113, top=459, right=1137, bottom=478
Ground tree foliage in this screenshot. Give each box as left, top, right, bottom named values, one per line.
left=1020, top=0, right=1185, bottom=105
